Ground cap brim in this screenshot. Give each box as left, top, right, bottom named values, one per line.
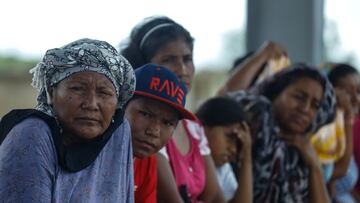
left=134, top=91, right=197, bottom=121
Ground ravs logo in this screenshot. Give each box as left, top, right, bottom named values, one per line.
left=149, top=77, right=185, bottom=105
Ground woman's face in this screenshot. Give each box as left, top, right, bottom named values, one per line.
left=335, top=73, right=360, bottom=113
left=272, top=77, right=324, bottom=135
left=151, top=39, right=195, bottom=89
left=205, top=123, right=241, bottom=167
left=50, top=72, right=118, bottom=143
left=125, top=97, right=179, bottom=159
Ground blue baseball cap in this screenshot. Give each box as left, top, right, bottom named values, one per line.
left=134, top=64, right=196, bottom=121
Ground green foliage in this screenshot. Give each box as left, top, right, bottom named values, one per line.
left=0, top=55, right=38, bottom=74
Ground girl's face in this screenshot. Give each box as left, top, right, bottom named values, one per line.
left=150, top=39, right=195, bottom=90
left=205, top=123, right=242, bottom=167
left=272, top=77, right=324, bottom=135
left=335, top=73, right=360, bottom=114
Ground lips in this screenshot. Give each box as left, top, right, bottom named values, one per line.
left=75, top=117, right=100, bottom=124
left=292, top=115, right=308, bottom=128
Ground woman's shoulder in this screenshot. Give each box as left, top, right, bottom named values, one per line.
left=183, top=119, right=204, bottom=140
left=108, top=118, right=132, bottom=150
left=2, top=116, right=54, bottom=151
left=183, top=119, right=211, bottom=156
left=114, top=118, right=131, bottom=138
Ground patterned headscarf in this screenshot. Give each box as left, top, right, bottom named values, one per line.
left=30, top=38, right=135, bottom=116
left=250, top=63, right=336, bottom=133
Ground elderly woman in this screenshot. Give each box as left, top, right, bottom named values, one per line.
left=0, top=39, right=135, bottom=202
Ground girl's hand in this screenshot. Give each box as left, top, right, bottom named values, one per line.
left=335, top=87, right=354, bottom=122
left=236, top=122, right=252, bottom=161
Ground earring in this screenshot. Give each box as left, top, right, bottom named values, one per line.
left=111, top=118, right=115, bottom=123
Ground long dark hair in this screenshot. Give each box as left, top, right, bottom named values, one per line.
left=120, top=16, right=194, bottom=69
left=251, top=63, right=336, bottom=132
left=252, top=63, right=327, bottom=102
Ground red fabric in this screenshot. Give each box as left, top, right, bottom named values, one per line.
left=134, top=155, right=157, bottom=203
left=166, top=121, right=206, bottom=203
left=353, top=115, right=360, bottom=193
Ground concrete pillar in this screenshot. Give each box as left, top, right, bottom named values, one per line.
left=247, top=0, right=324, bottom=66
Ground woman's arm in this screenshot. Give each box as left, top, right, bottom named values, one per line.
left=198, top=155, right=226, bottom=203
left=0, top=120, right=55, bottom=202
left=156, top=153, right=184, bottom=203
left=330, top=89, right=354, bottom=180
left=217, top=41, right=287, bottom=96
left=308, top=162, right=332, bottom=203
left=282, top=134, right=331, bottom=203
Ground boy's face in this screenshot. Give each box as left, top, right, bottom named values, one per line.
left=205, top=123, right=242, bottom=167
left=125, top=97, right=179, bottom=159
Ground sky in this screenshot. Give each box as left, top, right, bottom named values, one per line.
left=325, top=0, right=360, bottom=66
left=0, top=0, right=246, bottom=69
left=0, top=0, right=359, bottom=69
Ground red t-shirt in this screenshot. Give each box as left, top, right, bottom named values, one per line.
left=134, top=155, right=157, bottom=203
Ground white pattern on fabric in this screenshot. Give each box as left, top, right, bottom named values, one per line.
left=29, top=38, right=135, bottom=117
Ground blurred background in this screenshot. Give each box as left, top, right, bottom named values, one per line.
left=0, top=0, right=359, bottom=116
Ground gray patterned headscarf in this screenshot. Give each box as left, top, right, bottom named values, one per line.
left=30, top=38, right=135, bottom=116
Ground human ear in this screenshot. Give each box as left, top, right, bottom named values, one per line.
left=46, top=87, right=55, bottom=105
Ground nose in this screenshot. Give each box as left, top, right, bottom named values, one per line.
left=298, top=98, right=311, bottom=113
left=174, top=60, right=189, bottom=80
left=81, top=91, right=99, bottom=111
left=145, top=119, right=161, bottom=138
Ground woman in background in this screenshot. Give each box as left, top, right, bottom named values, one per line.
left=120, top=16, right=226, bottom=203
left=227, top=64, right=336, bottom=203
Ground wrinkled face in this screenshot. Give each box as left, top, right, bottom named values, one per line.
left=50, top=72, right=118, bottom=143
left=125, top=97, right=179, bottom=159
left=151, top=39, right=195, bottom=89
left=205, top=123, right=241, bottom=167
left=336, top=73, right=360, bottom=114
left=272, top=77, right=323, bottom=135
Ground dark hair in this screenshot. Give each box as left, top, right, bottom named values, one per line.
left=196, top=97, right=244, bottom=127
left=120, top=16, right=194, bottom=69
left=253, top=63, right=327, bottom=101
left=327, top=63, right=359, bottom=87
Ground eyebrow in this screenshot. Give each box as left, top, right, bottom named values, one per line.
left=295, top=89, right=321, bottom=103
left=69, top=78, right=115, bottom=90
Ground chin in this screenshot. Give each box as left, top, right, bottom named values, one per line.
left=134, top=151, right=152, bottom=159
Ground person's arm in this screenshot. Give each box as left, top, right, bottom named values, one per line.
left=308, top=161, right=332, bottom=203
left=217, top=41, right=287, bottom=96
left=282, top=134, right=331, bottom=203
left=229, top=122, right=253, bottom=203
left=198, top=155, right=226, bottom=203
left=156, top=153, right=184, bottom=203
left=330, top=89, right=354, bottom=180
left=0, top=120, right=55, bottom=202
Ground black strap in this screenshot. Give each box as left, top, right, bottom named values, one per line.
left=0, top=109, right=124, bottom=172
